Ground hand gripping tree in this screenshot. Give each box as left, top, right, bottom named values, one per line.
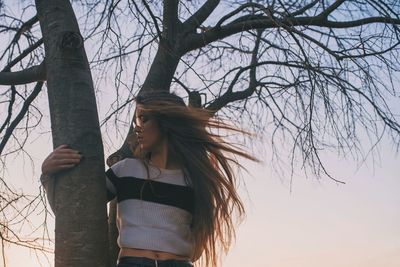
left=0, top=1, right=399, bottom=266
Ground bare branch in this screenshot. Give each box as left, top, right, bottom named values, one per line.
left=0, top=15, right=39, bottom=62
left=183, top=0, right=220, bottom=31
left=206, top=30, right=263, bottom=113
left=2, top=39, right=43, bottom=72
left=184, top=13, right=400, bottom=52
left=162, top=0, right=179, bottom=40
left=288, top=0, right=319, bottom=17
left=0, top=82, right=43, bottom=155
left=142, top=0, right=162, bottom=39
left=0, top=62, right=46, bottom=85
left=0, top=85, right=16, bottom=134
left=322, top=16, right=400, bottom=27
left=318, top=0, right=346, bottom=19
left=214, top=2, right=266, bottom=29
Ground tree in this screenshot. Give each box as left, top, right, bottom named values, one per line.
left=0, top=0, right=399, bottom=266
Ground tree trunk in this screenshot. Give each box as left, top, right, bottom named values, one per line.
left=108, top=200, right=120, bottom=266
left=107, top=7, right=184, bottom=262
left=107, top=37, right=182, bottom=162
left=141, top=39, right=181, bottom=92
left=35, top=1, right=109, bottom=266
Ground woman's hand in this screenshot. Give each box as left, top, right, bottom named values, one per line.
left=41, top=144, right=82, bottom=176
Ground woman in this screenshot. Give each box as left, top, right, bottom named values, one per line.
left=41, top=91, right=258, bottom=267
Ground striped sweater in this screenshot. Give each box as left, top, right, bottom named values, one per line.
left=41, top=157, right=195, bottom=257
left=106, top=158, right=195, bottom=256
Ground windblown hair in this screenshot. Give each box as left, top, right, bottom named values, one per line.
left=128, top=91, right=259, bottom=267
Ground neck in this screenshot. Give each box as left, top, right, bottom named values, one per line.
left=149, top=137, right=180, bottom=170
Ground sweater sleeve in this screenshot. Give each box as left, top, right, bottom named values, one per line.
left=105, top=158, right=126, bottom=202
left=105, top=167, right=119, bottom=202
left=40, top=174, right=56, bottom=213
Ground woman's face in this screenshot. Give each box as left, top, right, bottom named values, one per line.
left=134, top=104, right=165, bottom=152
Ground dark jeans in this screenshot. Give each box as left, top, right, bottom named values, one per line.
left=117, top=256, right=194, bottom=267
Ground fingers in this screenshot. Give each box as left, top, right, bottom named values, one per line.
left=53, top=144, right=81, bottom=158
left=42, top=144, right=83, bottom=175
left=44, top=156, right=82, bottom=175
left=55, top=144, right=69, bottom=149
left=55, top=144, right=80, bottom=154
left=53, top=145, right=82, bottom=160
left=54, top=144, right=75, bottom=152
left=52, top=152, right=81, bottom=160
left=54, top=158, right=82, bottom=165
left=58, top=164, right=79, bottom=170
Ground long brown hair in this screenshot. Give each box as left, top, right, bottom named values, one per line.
left=128, top=91, right=259, bottom=266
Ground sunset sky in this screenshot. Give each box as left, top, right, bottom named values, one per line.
left=1, top=2, right=400, bottom=267
left=2, top=120, right=399, bottom=267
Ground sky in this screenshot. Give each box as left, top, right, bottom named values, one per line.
left=1, top=2, right=400, bottom=267
left=1, top=122, right=399, bottom=267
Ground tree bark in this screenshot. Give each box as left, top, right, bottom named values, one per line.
left=106, top=4, right=184, bottom=260
left=108, top=199, right=119, bottom=266
left=140, top=39, right=181, bottom=92
left=35, top=1, right=109, bottom=266
left=109, top=1, right=184, bottom=160
left=141, top=0, right=181, bottom=92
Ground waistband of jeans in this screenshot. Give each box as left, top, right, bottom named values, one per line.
left=118, top=256, right=193, bottom=267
